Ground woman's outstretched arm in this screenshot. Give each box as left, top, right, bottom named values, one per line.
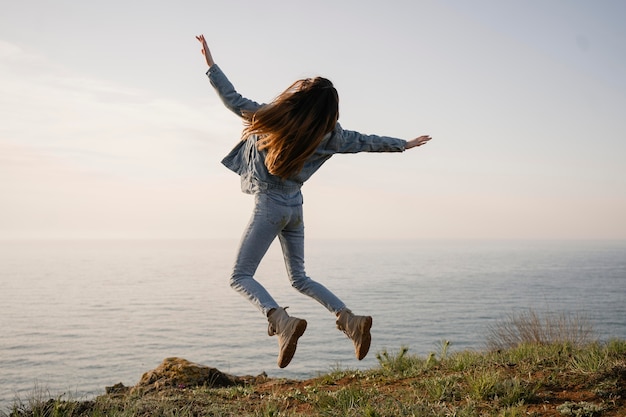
left=322, top=124, right=431, bottom=154
left=196, top=34, right=215, bottom=68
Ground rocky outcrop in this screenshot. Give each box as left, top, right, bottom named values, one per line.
left=130, top=357, right=244, bottom=394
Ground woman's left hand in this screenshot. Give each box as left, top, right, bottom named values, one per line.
left=405, top=135, right=432, bottom=149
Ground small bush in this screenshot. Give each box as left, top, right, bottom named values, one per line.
left=486, top=309, right=594, bottom=351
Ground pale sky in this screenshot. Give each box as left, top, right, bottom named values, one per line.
left=1, top=0, right=625, bottom=240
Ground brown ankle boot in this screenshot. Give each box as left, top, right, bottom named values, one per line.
left=336, top=309, right=372, bottom=360
left=267, top=307, right=307, bottom=368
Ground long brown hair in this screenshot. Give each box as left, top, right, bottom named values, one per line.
left=242, top=77, right=339, bottom=179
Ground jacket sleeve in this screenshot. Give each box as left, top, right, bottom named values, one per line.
left=206, top=64, right=263, bottom=118
left=320, top=123, right=407, bottom=154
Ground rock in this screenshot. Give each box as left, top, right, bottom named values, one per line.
left=105, top=382, right=130, bottom=395
left=131, top=357, right=242, bottom=394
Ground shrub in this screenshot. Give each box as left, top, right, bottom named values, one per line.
left=486, top=309, right=594, bottom=351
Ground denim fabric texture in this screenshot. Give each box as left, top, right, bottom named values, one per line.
left=230, top=193, right=347, bottom=316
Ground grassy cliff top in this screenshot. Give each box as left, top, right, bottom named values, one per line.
left=6, top=339, right=626, bottom=417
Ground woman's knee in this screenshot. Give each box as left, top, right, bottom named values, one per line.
left=230, top=273, right=245, bottom=289
left=290, top=274, right=311, bottom=292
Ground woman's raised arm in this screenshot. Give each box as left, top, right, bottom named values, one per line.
left=196, top=34, right=215, bottom=68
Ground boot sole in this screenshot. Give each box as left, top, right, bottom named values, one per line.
left=356, top=316, right=373, bottom=360
left=278, top=319, right=307, bottom=368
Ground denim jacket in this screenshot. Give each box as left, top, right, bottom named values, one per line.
left=207, top=64, right=407, bottom=202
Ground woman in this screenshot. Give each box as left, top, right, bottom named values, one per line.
left=197, top=35, right=431, bottom=368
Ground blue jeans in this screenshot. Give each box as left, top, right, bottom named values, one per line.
left=230, top=193, right=347, bottom=317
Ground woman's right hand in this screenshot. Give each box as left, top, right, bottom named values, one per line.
left=195, top=34, right=215, bottom=68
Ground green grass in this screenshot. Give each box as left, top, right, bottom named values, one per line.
left=5, top=311, right=626, bottom=417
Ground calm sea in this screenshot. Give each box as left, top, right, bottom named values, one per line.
left=1, top=239, right=625, bottom=410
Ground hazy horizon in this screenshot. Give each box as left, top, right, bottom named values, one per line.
left=2, top=1, right=625, bottom=241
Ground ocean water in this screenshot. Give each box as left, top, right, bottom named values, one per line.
left=1, top=239, right=625, bottom=410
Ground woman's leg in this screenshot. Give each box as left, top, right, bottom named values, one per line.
left=279, top=203, right=372, bottom=360
left=231, top=194, right=308, bottom=368
left=278, top=204, right=347, bottom=314
left=230, top=194, right=283, bottom=317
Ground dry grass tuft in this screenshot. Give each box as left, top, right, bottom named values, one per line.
left=486, top=309, right=595, bottom=351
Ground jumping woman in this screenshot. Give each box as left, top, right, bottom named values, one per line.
left=197, top=35, right=432, bottom=368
